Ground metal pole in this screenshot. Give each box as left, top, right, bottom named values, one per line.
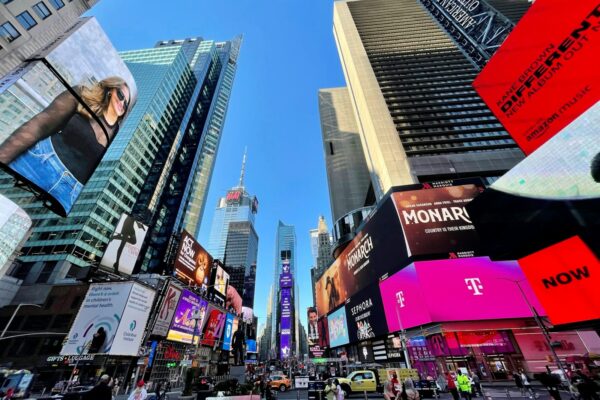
left=1, top=303, right=41, bottom=338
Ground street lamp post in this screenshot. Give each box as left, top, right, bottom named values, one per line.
left=394, top=296, right=411, bottom=369
left=0, top=303, right=42, bottom=338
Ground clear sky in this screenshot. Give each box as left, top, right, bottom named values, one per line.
left=89, top=0, right=344, bottom=332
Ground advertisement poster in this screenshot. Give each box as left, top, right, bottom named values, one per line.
left=519, top=236, right=600, bottom=325
left=0, top=194, right=31, bottom=278
left=222, top=313, right=235, bottom=351
left=0, top=18, right=137, bottom=217
left=279, top=272, right=293, bottom=288
left=99, top=214, right=148, bottom=275
left=318, top=316, right=329, bottom=349
left=308, top=307, right=324, bottom=358
left=380, top=257, right=545, bottom=332
left=327, top=306, right=349, bottom=348
left=225, top=285, right=243, bottom=315
left=173, top=230, right=213, bottom=290
left=280, top=288, right=292, bottom=359
left=357, top=341, right=375, bottom=363
left=151, top=283, right=182, bottom=337
left=201, top=305, right=226, bottom=346
left=61, top=282, right=150, bottom=355
left=472, top=0, right=600, bottom=155
left=392, top=183, right=483, bottom=259
left=246, top=339, right=257, bottom=353
left=166, top=289, right=207, bottom=345
left=110, top=283, right=155, bottom=355
left=315, top=198, right=409, bottom=315
left=345, top=282, right=388, bottom=343
left=209, top=262, right=229, bottom=305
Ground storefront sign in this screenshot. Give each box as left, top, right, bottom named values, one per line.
left=519, top=236, right=600, bottom=325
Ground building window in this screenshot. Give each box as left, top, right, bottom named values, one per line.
left=0, top=22, right=21, bottom=42
left=0, top=0, right=15, bottom=4
left=48, top=0, right=64, bottom=10
left=37, top=263, right=55, bottom=283
left=32, top=2, right=52, bottom=20
left=16, top=11, right=37, bottom=30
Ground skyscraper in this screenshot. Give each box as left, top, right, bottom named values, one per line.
left=310, top=216, right=333, bottom=306
left=331, top=0, right=530, bottom=201
left=269, top=221, right=299, bottom=358
left=0, top=0, right=99, bottom=76
left=206, top=151, right=259, bottom=306
left=2, top=35, right=242, bottom=290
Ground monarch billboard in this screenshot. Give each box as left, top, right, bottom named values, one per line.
left=0, top=18, right=137, bottom=217
left=61, top=282, right=155, bottom=356
left=99, top=213, right=147, bottom=276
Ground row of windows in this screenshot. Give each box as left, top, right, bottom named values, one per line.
left=0, top=0, right=64, bottom=42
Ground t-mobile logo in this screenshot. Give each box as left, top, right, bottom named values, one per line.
left=465, top=278, right=484, bottom=295
left=395, top=291, right=406, bottom=307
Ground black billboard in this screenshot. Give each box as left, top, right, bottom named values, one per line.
left=345, top=282, right=388, bottom=344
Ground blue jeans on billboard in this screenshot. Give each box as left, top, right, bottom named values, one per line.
left=9, top=137, right=83, bottom=213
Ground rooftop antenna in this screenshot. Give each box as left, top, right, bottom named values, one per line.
left=238, top=147, right=247, bottom=188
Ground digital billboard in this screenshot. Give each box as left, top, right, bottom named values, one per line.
left=307, top=307, right=324, bottom=358
left=222, top=313, right=235, bottom=351
left=392, top=183, right=484, bottom=259
left=201, top=305, right=226, bottom=347
left=225, top=285, right=243, bottom=315
left=345, top=282, right=388, bottom=343
left=61, top=282, right=155, bottom=356
left=99, top=213, right=147, bottom=275
left=151, top=282, right=182, bottom=337
left=0, top=18, right=137, bottom=217
left=472, top=0, right=600, bottom=155
left=327, top=306, right=349, bottom=348
left=246, top=339, right=257, bottom=353
left=379, top=257, right=545, bottom=332
left=519, top=236, right=600, bottom=326
left=210, top=262, right=229, bottom=306
left=280, top=288, right=292, bottom=359
left=317, top=316, right=329, bottom=349
left=166, top=289, right=207, bottom=345
left=467, top=101, right=600, bottom=260
left=279, top=272, right=293, bottom=288
left=315, top=198, right=409, bottom=315
left=173, top=230, right=213, bottom=290
left=0, top=194, right=31, bottom=278
left=357, top=341, right=375, bottom=363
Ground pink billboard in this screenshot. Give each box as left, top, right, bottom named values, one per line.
left=379, top=257, right=545, bottom=331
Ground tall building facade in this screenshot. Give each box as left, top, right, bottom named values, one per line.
left=331, top=0, right=530, bottom=201
left=0, top=0, right=98, bottom=77
left=310, top=216, right=334, bottom=307
left=269, top=221, right=300, bottom=358
left=206, top=154, right=258, bottom=307
left=1, top=36, right=241, bottom=292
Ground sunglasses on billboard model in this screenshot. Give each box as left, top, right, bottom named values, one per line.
left=116, top=88, right=129, bottom=111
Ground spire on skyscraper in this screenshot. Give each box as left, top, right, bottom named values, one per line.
left=239, top=147, right=247, bottom=188
left=318, top=215, right=328, bottom=234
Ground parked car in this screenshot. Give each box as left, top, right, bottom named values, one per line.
left=270, top=375, right=291, bottom=392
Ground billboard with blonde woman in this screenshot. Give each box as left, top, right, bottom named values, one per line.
left=0, top=17, right=137, bottom=217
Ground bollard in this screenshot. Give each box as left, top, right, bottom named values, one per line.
left=433, top=386, right=438, bottom=399
left=297, top=389, right=300, bottom=400
left=364, top=390, right=368, bottom=400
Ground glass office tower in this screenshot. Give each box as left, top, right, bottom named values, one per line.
left=0, top=35, right=242, bottom=285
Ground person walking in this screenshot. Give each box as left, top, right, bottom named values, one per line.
left=333, top=379, right=345, bottom=400
left=520, top=370, right=535, bottom=398
left=128, top=380, right=148, bottom=400
left=457, top=371, right=472, bottom=400
left=446, top=371, right=460, bottom=400
left=471, top=373, right=483, bottom=397
left=514, top=371, right=525, bottom=396
left=324, top=378, right=336, bottom=400
left=83, top=374, right=112, bottom=400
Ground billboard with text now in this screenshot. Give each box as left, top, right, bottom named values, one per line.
left=174, top=230, right=213, bottom=290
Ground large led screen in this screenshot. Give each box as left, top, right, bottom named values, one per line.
left=99, top=213, right=147, bottom=276
left=392, top=183, right=483, bottom=259
left=225, top=285, right=243, bottom=315
left=472, top=0, right=600, bottom=155
left=345, top=282, right=388, bottom=343
left=280, top=288, right=292, bottom=359
left=151, top=283, right=182, bottom=337
left=166, top=289, right=207, bottom=345
left=209, top=263, right=229, bottom=306
left=327, top=306, right=349, bottom=348
left=315, top=198, right=409, bottom=315
left=380, top=257, right=545, bottom=332
left=0, top=18, right=137, bottom=217
left=61, top=282, right=155, bottom=356
left=201, top=305, right=226, bottom=347
left=173, top=230, right=213, bottom=290
left=222, top=313, right=235, bottom=351
left=519, top=236, right=600, bottom=326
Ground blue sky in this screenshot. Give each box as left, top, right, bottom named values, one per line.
left=89, top=0, right=344, bottom=331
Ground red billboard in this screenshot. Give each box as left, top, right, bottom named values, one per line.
left=519, top=236, right=600, bottom=325
left=472, top=0, right=600, bottom=155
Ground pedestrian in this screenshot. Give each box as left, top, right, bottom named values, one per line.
left=154, top=380, right=163, bottom=400
left=113, top=377, right=121, bottom=397
left=537, top=372, right=561, bottom=400
left=456, top=370, right=472, bottom=400
left=391, top=373, right=401, bottom=398
left=333, top=379, right=345, bottom=400
left=446, top=371, right=460, bottom=400
left=514, top=371, right=525, bottom=396
left=471, top=373, right=482, bottom=397
left=128, top=380, right=148, bottom=400
left=324, top=378, right=336, bottom=400
left=265, top=378, right=273, bottom=400
left=383, top=378, right=398, bottom=400
left=84, top=374, right=112, bottom=400
left=519, top=369, right=535, bottom=398
left=575, top=373, right=600, bottom=400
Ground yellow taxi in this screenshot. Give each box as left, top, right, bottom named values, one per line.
left=269, top=374, right=292, bottom=392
